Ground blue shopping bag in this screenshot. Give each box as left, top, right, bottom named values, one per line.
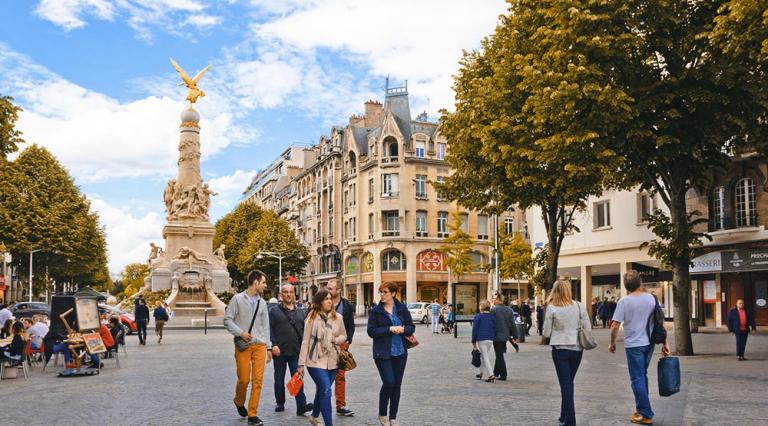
left=658, top=355, right=680, bottom=397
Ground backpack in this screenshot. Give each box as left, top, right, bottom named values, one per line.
left=647, top=295, right=667, bottom=345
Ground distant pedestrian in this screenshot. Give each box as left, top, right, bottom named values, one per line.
left=298, top=289, right=347, bottom=426
left=591, top=298, right=598, bottom=327
left=153, top=302, right=169, bottom=344
left=430, top=300, right=441, bottom=334
left=472, top=300, right=497, bottom=383
left=542, top=280, right=591, bottom=426
left=224, top=269, right=273, bottom=426
left=536, top=302, right=545, bottom=336
left=598, top=298, right=610, bottom=328
left=727, top=299, right=757, bottom=361
left=135, top=298, right=150, bottom=346
left=609, top=271, right=670, bottom=425
left=491, top=293, right=518, bottom=381
left=520, top=301, right=532, bottom=336
left=269, top=283, right=313, bottom=416
left=367, top=282, right=415, bottom=426
left=325, top=279, right=356, bottom=418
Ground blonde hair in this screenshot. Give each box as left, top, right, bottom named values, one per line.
left=479, top=299, right=491, bottom=312
left=547, top=280, right=574, bottom=307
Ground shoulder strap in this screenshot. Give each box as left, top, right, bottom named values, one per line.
left=280, top=305, right=303, bottom=339
left=247, top=299, right=261, bottom=334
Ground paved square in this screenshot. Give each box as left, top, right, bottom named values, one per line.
left=2, top=324, right=766, bottom=425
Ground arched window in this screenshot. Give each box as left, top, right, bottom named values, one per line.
left=713, top=186, right=725, bottom=230
left=348, top=152, right=357, bottom=173
left=735, top=178, right=756, bottom=227
left=383, top=136, right=398, bottom=160
left=361, top=252, right=374, bottom=273
left=382, top=249, right=406, bottom=271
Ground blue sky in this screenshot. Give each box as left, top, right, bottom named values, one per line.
left=0, top=0, right=507, bottom=274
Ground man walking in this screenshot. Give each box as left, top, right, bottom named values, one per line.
left=134, top=298, right=149, bottom=346
left=224, top=269, right=273, bottom=426
left=491, top=293, right=519, bottom=380
left=430, top=300, right=441, bottom=334
left=609, top=271, right=670, bottom=425
left=727, top=299, right=757, bottom=361
left=269, top=283, right=313, bottom=416
left=520, top=300, right=532, bottom=336
left=325, top=279, right=355, bottom=417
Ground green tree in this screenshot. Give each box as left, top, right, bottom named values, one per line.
left=213, top=202, right=265, bottom=285
left=499, top=229, right=534, bottom=287
left=118, top=263, right=149, bottom=297
left=239, top=210, right=308, bottom=292
left=712, top=0, right=768, bottom=59
left=0, top=95, right=24, bottom=159
left=439, top=0, right=629, bottom=290
left=439, top=210, right=475, bottom=292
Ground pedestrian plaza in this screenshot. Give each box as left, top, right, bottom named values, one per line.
left=2, top=324, right=766, bottom=425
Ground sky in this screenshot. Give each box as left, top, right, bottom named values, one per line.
left=0, top=0, right=508, bottom=275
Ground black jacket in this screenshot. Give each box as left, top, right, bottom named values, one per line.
left=153, top=307, right=170, bottom=321
left=492, top=304, right=519, bottom=342
left=135, top=305, right=150, bottom=322
left=335, top=297, right=356, bottom=344
left=269, top=304, right=307, bottom=357
left=520, top=303, right=532, bottom=319
left=367, top=300, right=415, bottom=359
left=727, top=308, right=757, bottom=333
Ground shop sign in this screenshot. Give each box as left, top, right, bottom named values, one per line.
left=690, top=251, right=722, bottom=273
left=722, top=248, right=768, bottom=272
left=417, top=250, right=446, bottom=272
left=630, top=263, right=673, bottom=282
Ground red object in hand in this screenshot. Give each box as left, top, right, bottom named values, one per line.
left=287, top=372, right=304, bottom=397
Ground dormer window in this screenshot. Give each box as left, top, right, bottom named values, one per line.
left=415, top=140, right=426, bottom=158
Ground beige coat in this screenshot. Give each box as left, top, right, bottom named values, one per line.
left=298, top=313, right=347, bottom=370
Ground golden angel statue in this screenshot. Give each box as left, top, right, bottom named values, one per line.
left=170, top=57, right=212, bottom=105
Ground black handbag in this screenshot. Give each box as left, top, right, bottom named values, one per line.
left=471, top=349, right=481, bottom=367
left=234, top=299, right=261, bottom=352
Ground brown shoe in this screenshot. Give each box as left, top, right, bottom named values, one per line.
left=630, top=413, right=653, bottom=424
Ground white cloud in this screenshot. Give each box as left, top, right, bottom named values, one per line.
left=0, top=44, right=249, bottom=181
left=207, top=169, right=257, bottom=209
left=34, top=0, right=115, bottom=30
left=89, top=197, right=164, bottom=273
left=184, top=14, right=223, bottom=28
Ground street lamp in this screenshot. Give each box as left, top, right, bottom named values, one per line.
left=256, top=251, right=285, bottom=289
left=29, top=249, right=42, bottom=302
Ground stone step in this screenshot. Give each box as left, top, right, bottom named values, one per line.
left=175, top=302, right=212, bottom=308
left=172, top=307, right=215, bottom=316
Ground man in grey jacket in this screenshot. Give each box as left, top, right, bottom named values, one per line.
left=224, top=269, right=273, bottom=426
left=491, top=293, right=519, bottom=380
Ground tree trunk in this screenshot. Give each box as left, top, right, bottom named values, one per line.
left=543, top=203, right=560, bottom=290
left=670, top=194, right=694, bottom=356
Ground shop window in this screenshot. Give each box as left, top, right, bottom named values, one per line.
left=382, top=250, right=406, bottom=271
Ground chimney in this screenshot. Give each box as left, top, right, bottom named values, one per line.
left=349, top=113, right=365, bottom=127
left=364, top=99, right=383, bottom=128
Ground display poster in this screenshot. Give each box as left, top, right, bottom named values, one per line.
left=703, top=280, right=717, bottom=303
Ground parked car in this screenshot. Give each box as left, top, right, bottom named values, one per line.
left=407, top=302, right=434, bottom=324
left=98, top=303, right=137, bottom=334
left=10, top=302, right=51, bottom=319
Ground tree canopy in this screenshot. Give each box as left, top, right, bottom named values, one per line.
left=118, top=262, right=149, bottom=298
left=439, top=210, right=475, bottom=282
left=0, top=95, right=24, bottom=159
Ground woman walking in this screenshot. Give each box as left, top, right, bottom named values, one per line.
left=367, top=282, right=415, bottom=426
left=471, top=300, right=497, bottom=383
left=543, top=280, right=592, bottom=426
left=298, top=289, right=347, bottom=426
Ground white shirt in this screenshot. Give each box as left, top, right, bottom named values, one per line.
left=28, top=322, right=49, bottom=339
left=0, top=308, right=12, bottom=325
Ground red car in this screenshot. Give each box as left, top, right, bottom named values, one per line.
left=98, top=303, right=137, bottom=334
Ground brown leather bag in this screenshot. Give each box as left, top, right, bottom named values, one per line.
left=337, top=347, right=357, bottom=371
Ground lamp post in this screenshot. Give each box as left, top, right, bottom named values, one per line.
left=29, top=249, right=42, bottom=302
left=256, top=251, right=284, bottom=294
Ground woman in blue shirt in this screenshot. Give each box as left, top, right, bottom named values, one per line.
left=367, top=282, right=415, bottom=426
left=472, top=300, right=497, bottom=382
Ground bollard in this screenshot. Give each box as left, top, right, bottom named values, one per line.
left=204, top=309, right=208, bottom=335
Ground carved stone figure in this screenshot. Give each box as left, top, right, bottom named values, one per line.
left=174, top=246, right=209, bottom=268
left=148, top=242, right=162, bottom=263
left=213, top=244, right=227, bottom=267
left=164, top=180, right=176, bottom=214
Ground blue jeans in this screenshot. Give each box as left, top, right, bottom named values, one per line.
left=626, top=344, right=655, bottom=419
left=52, top=342, right=72, bottom=363
left=307, top=367, right=337, bottom=426
left=735, top=331, right=748, bottom=357
left=274, top=355, right=307, bottom=409
left=374, top=353, right=408, bottom=419
left=551, top=348, right=583, bottom=426
left=136, top=320, right=148, bottom=344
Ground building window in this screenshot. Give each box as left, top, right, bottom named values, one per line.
left=328, top=217, right=334, bottom=237
left=382, top=173, right=399, bottom=197
left=343, top=190, right=348, bottom=212
left=415, top=140, right=426, bottom=158
left=382, top=249, right=406, bottom=271
left=504, top=217, right=514, bottom=234
left=437, top=211, right=448, bottom=238
left=437, top=142, right=446, bottom=160
left=638, top=193, right=654, bottom=222
left=435, top=176, right=446, bottom=201
left=735, top=178, right=756, bottom=227
left=349, top=217, right=356, bottom=241
left=349, top=183, right=356, bottom=206
left=368, top=178, right=374, bottom=203
left=415, top=175, right=427, bottom=199
left=383, top=211, right=400, bottom=237
left=416, top=211, right=428, bottom=237
left=713, top=186, right=725, bottom=230
left=594, top=200, right=611, bottom=229
left=477, top=214, right=488, bottom=240
left=460, top=213, right=469, bottom=233
left=368, top=213, right=374, bottom=239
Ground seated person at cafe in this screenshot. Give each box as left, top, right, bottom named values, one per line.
left=0, top=322, right=27, bottom=362
left=107, top=317, right=123, bottom=349
left=27, top=315, right=49, bottom=350
left=1, top=318, right=13, bottom=339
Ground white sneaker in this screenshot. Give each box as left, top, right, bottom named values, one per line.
left=378, top=415, right=390, bottom=426
left=309, top=416, right=321, bottom=426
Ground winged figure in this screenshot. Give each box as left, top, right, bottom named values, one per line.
left=170, top=57, right=212, bottom=104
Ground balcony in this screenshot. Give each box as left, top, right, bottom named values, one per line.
left=415, top=193, right=428, bottom=200
left=416, top=231, right=428, bottom=238
left=708, top=213, right=759, bottom=232
left=381, top=156, right=399, bottom=164
left=437, top=232, right=448, bottom=238
left=381, top=191, right=400, bottom=198
left=382, top=229, right=401, bottom=237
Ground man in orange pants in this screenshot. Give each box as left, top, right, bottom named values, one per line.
left=326, top=279, right=356, bottom=417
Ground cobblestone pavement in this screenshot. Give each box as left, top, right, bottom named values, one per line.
left=2, top=324, right=766, bottom=426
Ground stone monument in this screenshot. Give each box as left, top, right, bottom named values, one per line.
left=144, top=58, right=231, bottom=317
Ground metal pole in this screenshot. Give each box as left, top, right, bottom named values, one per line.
left=494, top=213, right=500, bottom=293
left=204, top=309, right=208, bottom=335
left=278, top=256, right=283, bottom=290
left=29, top=251, right=33, bottom=302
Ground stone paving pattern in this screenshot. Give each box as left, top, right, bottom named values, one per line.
left=2, top=323, right=766, bottom=425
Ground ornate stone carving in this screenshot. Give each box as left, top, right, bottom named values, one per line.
left=166, top=182, right=218, bottom=221
left=173, top=246, right=210, bottom=268
left=148, top=242, right=164, bottom=264
left=213, top=244, right=227, bottom=267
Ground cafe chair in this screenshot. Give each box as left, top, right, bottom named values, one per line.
left=25, top=340, right=45, bottom=368
left=0, top=357, right=30, bottom=380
